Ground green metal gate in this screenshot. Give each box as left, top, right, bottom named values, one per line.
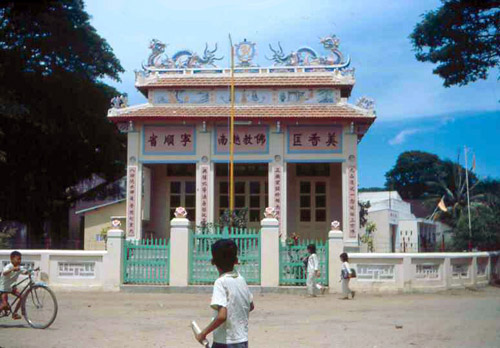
left=189, top=227, right=261, bottom=285
left=123, top=238, right=170, bottom=284
left=279, top=239, right=328, bottom=286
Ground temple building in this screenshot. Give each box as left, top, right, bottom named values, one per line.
left=106, top=36, right=376, bottom=250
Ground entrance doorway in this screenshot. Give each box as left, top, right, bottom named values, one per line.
left=166, top=164, right=196, bottom=227
left=297, top=179, right=329, bottom=240
left=287, top=163, right=341, bottom=241
left=215, top=164, right=268, bottom=229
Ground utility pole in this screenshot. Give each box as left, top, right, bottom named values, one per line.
left=228, top=35, right=236, bottom=220
left=464, top=146, right=472, bottom=250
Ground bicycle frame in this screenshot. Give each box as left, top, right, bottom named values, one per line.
left=1, top=271, right=36, bottom=315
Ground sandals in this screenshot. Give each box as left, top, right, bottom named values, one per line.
left=12, top=313, right=21, bottom=320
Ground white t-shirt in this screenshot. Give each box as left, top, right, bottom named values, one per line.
left=0, top=263, right=22, bottom=292
left=307, top=253, right=319, bottom=273
left=211, top=271, right=253, bottom=344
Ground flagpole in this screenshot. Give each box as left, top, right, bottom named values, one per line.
left=464, top=145, right=472, bottom=250
left=228, top=35, right=235, bottom=217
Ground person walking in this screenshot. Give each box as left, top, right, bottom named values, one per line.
left=340, top=252, right=355, bottom=300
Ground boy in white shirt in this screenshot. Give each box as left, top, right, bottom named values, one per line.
left=197, top=239, right=255, bottom=348
left=306, top=244, right=325, bottom=297
left=0, top=251, right=28, bottom=319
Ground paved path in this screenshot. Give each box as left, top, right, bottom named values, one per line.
left=0, top=287, right=499, bottom=348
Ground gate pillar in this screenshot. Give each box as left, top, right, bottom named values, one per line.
left=170, top=210, right=190, bottom=286
left=261, top=210, right=280, bottom=287
left=104, top=221, right=125, bottom=291
left=328, top=221, right=344, bottom=293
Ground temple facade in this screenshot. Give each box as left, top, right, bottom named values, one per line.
left=108, top=36, right=375, bottom=249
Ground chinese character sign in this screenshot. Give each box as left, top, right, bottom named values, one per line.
left=200, top=165, right=210, bottom=224
left=287, top=126, right=342, bottom=153
left=347, top=165, right=357, bottom=239
left=215, top=126, right=268, bottom=154
left=273, top=165, right=282, bottom=231
left=144, top=126, right=195, bottom=154
left=126, top=166, right=138, bottom=238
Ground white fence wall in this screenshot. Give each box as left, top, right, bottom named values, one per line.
left=0, top=229, right=124, bottom=291
left=1, top=223, right=498, bottom=293
left=344, top=252, right=500, bottom=293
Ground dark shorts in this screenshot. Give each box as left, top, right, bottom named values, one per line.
left=212, top=342, right=248, bottom=348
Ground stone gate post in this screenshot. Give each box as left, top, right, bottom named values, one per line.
left=103, top=220, right=125, bottom=291
left=328, top=221, right=344, bottom=293
left=169, top=207, right=191, bottom=287
left=261, top=208, right=280, bottom=287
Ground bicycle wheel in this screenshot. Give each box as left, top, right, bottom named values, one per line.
left=22, top=285, right=58, bottom=329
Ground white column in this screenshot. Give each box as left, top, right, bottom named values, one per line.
left=471, top=256, right=478, bottom=286
left=402, top=256, right=412, bottom=292
left=169, top=217, right=190, bottom=286
left=342, top=128, right=359, bottom=251
left=126, top=130, right=143, bottom=240
left=39, top=252, right=50, bottom=283
left=269, top=122, right=286, bottom=241
left=260, top=216, right=280, bottom=287
left=269, top=162, right=286, bottom=241
left=197, top=162, right=213, bottom=226
left=443, top=257, right=452, bottom=290
left=196, top=122, right=214, bottom=225
left=103, top=228, right=125, bottom=291
left=328, top=221, right=344, bottom=293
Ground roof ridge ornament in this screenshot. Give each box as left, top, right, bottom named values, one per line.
left=355, top=96, right=375, bottom=110
left=143, top=39, right=223, bottom=70
left=267, top=34, right=350, bottom=68
left=235, top=39, right=257, bottom=67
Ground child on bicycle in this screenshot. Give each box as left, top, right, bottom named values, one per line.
left=196, top=239, right=255, bottom=348
left=0, top=251, right=28, bottom=319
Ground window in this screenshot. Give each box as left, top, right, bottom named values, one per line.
left=296, top=163, right=330, bottom=176
left=299, top=180, right=327, bottom=223
left=169, top=180, right=196, bottom=219
left=218, top=180, right=267, bottom=224
left=167, top=164, right=196, bottom=176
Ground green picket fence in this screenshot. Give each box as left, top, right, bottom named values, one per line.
left=189, top=226, right=261, bottom=285
left=279, top=239, right=328, bottom=286
left=122, top=238, right=170, bottom=284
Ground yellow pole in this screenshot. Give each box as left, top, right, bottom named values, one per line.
left=229, top=36, right=235, bottom=215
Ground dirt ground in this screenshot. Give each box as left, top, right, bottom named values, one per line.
left=0, top=287, right=499, bottom=348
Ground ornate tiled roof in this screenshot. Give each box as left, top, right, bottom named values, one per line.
left=135, top=71, right=355, bottom=91
left=108, top=103, right=374, bottom=121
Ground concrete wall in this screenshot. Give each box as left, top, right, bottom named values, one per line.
left=398, top=220, right=419, bottom=252
left=83, top=201, right=126, bottom=250
left=365, top=210, right=391, bottom=252
left=343, top=252, right=500, bottom=293
left=0, top=229, right=124, bottom=291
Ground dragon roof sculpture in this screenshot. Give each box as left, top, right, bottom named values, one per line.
left=267, top=34, right=350, bottom=68
left=143, top=39, right=223, bottom=70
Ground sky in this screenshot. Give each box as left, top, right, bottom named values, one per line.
left=85, top=0, right=499, bottom=187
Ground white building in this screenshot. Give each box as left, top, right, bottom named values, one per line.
left=102, top=37, right=377, bottom=250
left=359, top=191, right=450, bottom=253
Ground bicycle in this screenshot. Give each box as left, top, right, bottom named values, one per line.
left=0, top=267, right=58, bottom=329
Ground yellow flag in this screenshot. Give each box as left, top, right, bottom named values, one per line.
left=438, top=197, right=447, bottom=212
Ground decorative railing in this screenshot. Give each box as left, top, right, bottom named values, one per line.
left=189, top=226, right=261, bottom=285
left=279, top=239, right=328, bottom=286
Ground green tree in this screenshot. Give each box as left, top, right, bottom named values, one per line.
left=0, top=1, right=126, bottom=246
left=359, top=201, right=371, bottom=228
left=451, top=203, right=500, bottom=251
left=410, top=0, right=499, bottom=87
left=385, top=151, right=443, bottom=199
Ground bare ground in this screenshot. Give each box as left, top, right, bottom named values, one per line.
left=0, top=287, right=499, bottom=348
